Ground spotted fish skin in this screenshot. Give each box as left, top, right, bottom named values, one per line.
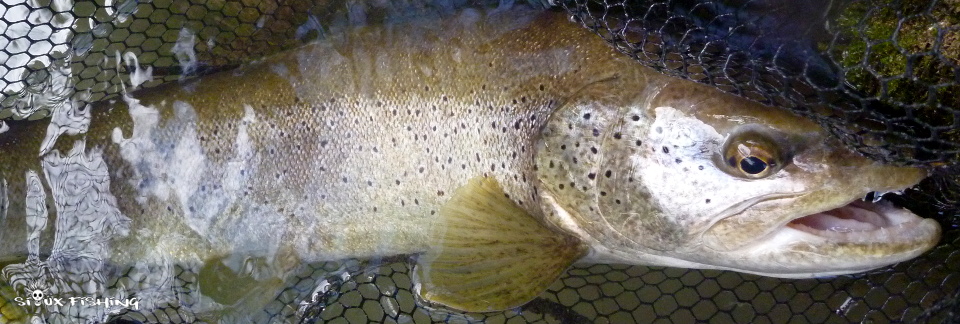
left=0, top=3, right=939, bottom=294
left=0, top=8, right=647, bottom=265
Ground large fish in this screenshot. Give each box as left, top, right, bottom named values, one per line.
left=0, top=6, right=942, bottom=317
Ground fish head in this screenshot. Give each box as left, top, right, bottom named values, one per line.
left=536, top=75, right=941, bottom=278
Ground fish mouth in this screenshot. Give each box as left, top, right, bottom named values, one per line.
left=784, top=192, right=939, bottom=246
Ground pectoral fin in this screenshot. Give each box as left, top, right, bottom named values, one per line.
left=415, top=177, right=585, bottom=312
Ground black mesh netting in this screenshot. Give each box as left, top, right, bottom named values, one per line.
left=557, top=0, right=960, bottom=166
left=0, top=0, right=958, bottom=323
left=99, top=231, right=958, bottom=323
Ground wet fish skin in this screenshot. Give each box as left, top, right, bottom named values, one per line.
left=0, top=5, right=941, bottom=314
left=0, top=7, right=630, bottom=266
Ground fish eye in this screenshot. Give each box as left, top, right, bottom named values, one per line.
left=720, top=132, right=783, bottom=179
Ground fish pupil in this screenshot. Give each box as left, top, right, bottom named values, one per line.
left=740, top=156, right=768, bottom=175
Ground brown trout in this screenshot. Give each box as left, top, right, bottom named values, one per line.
left=0, top=6, right=941, bottom=316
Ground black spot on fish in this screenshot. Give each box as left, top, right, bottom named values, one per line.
left=662, top=146, right=670, bottom=154
left=583, top=113, right=592, bottom=120
left=613, top=132, right=622, bottom=139
left=560, top=144, right=566, bottom=150
left=320, top=140, right=329, bottom=147
left=636, top=140, right=642, bottom=146
left=549, top=161, right=555, bottom=168
left=698, top=165, right=704, bottom=170
left=539, top=84, right=545, bottom=91
left=590, top=147, right=598, bottom=154
left=588, top=173, right=596, bottom=180
left=605, top=170, right=612, bottom=178
left=631, top=115, right=640, bottom=121
left=395, top=180, right=400, bottom=185
left=558, top=184, right=565, bottom=189
left=705, top=199, right=711, bottom=203
left=675, top=158, right=682, bottom=164
left=593, top=129, right=600, bottom=136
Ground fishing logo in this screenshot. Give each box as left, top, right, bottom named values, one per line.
left=14, top=288, right=140, bottom=310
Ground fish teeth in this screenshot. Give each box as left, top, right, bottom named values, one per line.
left=862, top=191, right=882, bottom=203
left=862, top=189, right=907, bottom=203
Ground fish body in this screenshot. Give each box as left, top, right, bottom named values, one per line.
left=0, top=6, right=941, bottom=315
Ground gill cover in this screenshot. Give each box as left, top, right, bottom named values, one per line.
left=535, top=72, right=937, bottom=276
left=534, top=72, right=695, bottom=253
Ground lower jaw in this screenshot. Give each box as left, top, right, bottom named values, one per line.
left=716, top=223, right=940, bottom=279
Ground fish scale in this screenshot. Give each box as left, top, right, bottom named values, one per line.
left=0, top=5, right=942, bottom=320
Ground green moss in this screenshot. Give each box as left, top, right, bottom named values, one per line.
left=826, top=1, right=959, bottom=164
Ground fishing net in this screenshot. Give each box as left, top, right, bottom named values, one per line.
left=0, top=0, right=958, bottom=323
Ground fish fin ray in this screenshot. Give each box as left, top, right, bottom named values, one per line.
left=414, top=176, right=585, bottom=312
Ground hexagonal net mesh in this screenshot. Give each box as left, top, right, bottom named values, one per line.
left=557, top=0, right=960, bottom=166
left=0, top=0, right=957, bottom=324
left=0, top=0, right=332, bottom=121
left=98, top=231, right=958, bottom=323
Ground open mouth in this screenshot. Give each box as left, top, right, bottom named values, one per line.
left=786, top=192, right=928, bottom=241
